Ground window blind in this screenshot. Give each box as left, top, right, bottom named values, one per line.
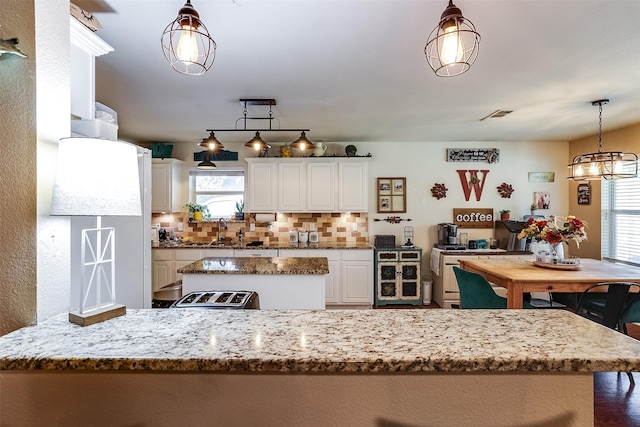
left=601, top=164, right=640, bottom=266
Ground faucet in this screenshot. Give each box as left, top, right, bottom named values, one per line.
left=217, top=217, right=227, bottom=243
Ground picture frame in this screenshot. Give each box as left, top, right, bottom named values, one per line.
left=377, top=177, right=406, bottom=213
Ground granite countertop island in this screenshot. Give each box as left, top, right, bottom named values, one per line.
left=178, top=257, right=329, bottom=309
left=177, top=256, right=329, bottom=275
left=154, top=241, right=374, bottom=250
left=1, top=309, right=639, bottom=426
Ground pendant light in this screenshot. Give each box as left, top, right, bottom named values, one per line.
left=197, top=152, right=217, bottom=170
left=199, top=131, right=225, bottom=151
left=424, top=0, right=480, bottom=77
left=243, top=131, right=271, bottom=152
left=290, top=131, right=315, bottom=151
left=161, top=0, right=216, bottom=76
left=568, top=100, right=638, bottom=181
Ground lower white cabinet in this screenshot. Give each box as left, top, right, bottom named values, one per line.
left=283, top=249, right=373, bottom=306
left=152, top=248, right=234, bottom=291
left=233, top=249, right=278, bottom=257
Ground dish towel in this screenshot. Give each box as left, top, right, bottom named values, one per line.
left=430, top=248, right=443, bottom=276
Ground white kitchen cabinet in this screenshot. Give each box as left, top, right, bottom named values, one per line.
left=233, top=249, right=278, bottom=257
left=283, top=249, right=372, bottom=306
left=152, top=159, right=183, bottom=213
left=278, top=162, right=306, bottom=211
left=307, top=162, right=336, bottom=211
left=338, top=161, right=368, bottom=212
left=246, top=158, right=368, bottom=213
left=247, top=161, right=278, bottom=212
left=152, top=248, right=234, bottom=291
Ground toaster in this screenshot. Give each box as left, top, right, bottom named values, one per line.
left=309, top=231, right=319, bottom=243
left=289, top=230, right=299, bottom=243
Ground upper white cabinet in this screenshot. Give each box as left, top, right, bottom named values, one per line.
left=246, top=158, right=368, bottom=213
left=247, top=161, right=278, bottom=212
left=152, top=159, right=183, bottom=213
left=307, top=162, right=336, bottom=211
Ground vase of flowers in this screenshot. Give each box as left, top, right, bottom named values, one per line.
left=517, top=215, right=587, bottom=262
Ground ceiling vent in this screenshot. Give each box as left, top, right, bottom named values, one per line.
left=480, top=110, right=513, bottom=121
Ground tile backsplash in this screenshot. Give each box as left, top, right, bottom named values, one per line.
left=151, top=212, right=369, bottom=244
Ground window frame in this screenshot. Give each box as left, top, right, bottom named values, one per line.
left=189, top=166, right=246, bottom=219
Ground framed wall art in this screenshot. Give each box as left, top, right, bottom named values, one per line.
left=377, top=177, right=406, bottom=213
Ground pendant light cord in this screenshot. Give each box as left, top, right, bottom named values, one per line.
left=598, top=102, right=603, bottom=153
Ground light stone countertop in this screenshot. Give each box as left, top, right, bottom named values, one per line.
left=177, top=257, right=329, bottom=275
left=154, top=242, right=373, bottom=250
left=2, top=309, right=640, bottom=373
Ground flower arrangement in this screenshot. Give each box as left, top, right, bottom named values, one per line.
left=517, top=215, right=588, bottom=247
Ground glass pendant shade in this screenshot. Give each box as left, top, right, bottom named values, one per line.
left=199, top=131, right=224, bottom=151
left=290, top=131, right=315, bottom=150
left=161, top=0, right=216, bottom=76
left=425, top=0, right=480, bottom=77
left=243, top=131, right=271, bottom=151
left=568, top=100, right=638, bottom=181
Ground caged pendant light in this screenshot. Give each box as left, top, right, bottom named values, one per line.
left=425, top=0, right=480, bottom=77
left=161, top=0, right=216, bottom=76
left=568, top=100, right=638, bottom=181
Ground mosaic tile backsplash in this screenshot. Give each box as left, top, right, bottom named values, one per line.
left=151, top=212, right=369, bottom=244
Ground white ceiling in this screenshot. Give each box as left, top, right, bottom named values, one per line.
left=82, top=0, right=640, bottom=146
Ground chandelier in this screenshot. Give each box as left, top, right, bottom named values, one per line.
left=205, top=99, right=314, bottom=157
left=568, top=100, right=638, bottom=181
left=161, top=0, right=216, bottom=76
left=424, top=0, right=480, bottom=77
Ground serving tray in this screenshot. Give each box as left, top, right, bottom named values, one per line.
left=533, top=261, right=582, bottom=270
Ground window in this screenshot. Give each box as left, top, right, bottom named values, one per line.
left=189, top=168, right=245, bottom=219
left=602, top=164, right=640, bottom=266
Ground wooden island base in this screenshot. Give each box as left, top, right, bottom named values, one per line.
left=1, top=371, right=592, bottom=426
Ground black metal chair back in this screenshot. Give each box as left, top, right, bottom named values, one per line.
left=575, top=282, right=640, bottom=330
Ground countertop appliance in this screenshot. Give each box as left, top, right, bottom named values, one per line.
left=171, top=291, right=259, bottom=309
left=495, top=220, right=531, bottom=251
left=435, top=223, right=466, bottom=250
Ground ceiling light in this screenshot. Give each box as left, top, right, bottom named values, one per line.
left=197, top=152, right=217, bottom=169
left=199, top=131, right=225, bottom=151
left=206, top=99, right=311, bottom=156
left=425, top=0, right=480, bottom=77
left=290, top=131, right=315, bottom=151
left=568, top=100, right=638, bottom=181
left=243, top=131, right=271, bottom=152
left=161, top=0, right=216, bottom=76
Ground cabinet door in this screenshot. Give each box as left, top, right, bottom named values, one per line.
left=278, top=162, right=306, bottom=212
left=338, top=162, right=368, bottom=212
left=247, top=162, right=277, bottom=212
left=151, top=160, right=182, bottom=213
left=152, top=261, right=174, bottom=292
left=400, top=262, right=421, bottom=299
left=341, top=261, right=373, bottom=304
left=307, top=162, right=335, bottom=211
left=324, top=260, right=340, bottom=304
left=377, top=263, right=399, bottom=299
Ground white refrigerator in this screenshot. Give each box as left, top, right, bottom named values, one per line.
left=70, top=146, right=152, bottom=309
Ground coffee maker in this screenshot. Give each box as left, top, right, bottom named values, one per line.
left=435, top=223, right=467, bottom=250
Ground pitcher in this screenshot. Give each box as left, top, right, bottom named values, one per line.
left=313, top=142, right=327, bottom=157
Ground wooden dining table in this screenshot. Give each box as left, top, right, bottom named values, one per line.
left=458, top=258, right=640, bottom=309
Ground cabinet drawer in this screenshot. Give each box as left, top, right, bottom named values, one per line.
left=153, top=249, right=173, bottom=261
left=203, top=249, right=234, bottom=257
left=312, top=249, right=341, bottom=261
left=342, top=250, right=373, bottom=261
left=377, top=251, right=398, bottom=262
left=175, top=249, right=203, bottom=261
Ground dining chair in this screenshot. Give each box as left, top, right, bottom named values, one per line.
left=453, top=267, right=533, bottom=309
left=574, top=282, right=640, bottom=384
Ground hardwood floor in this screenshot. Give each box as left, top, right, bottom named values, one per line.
left=375, top=304, right=640, bottom=426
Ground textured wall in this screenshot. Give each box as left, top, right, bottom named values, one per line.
left=0, top=1, right=37, bottom=334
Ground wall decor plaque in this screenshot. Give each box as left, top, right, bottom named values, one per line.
left=577, top=183, right=591, bottom=205
left=447, top=148, right=499, bottom=163
left=452, top=208, right=494, bottom=229
left=528, top=172, right=555, bottom=183
left=194, top=150, right=239, bottom=161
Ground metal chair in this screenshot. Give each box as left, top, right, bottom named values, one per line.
left=575, top=282, right=640, bottom=384
left=453, top=267, right=533, bottom=309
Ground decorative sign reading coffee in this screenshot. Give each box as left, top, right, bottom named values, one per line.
left=453, top=208, right=494, bottom=229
